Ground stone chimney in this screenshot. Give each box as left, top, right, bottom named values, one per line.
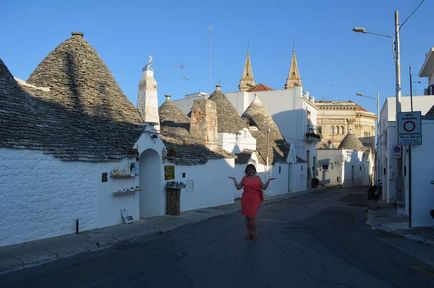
left=137, top=56, right=160, bottom=132
left=190, top=99, right=218, bottom=151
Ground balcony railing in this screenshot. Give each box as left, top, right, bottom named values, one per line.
left=305, top=125, right=321, bottom=143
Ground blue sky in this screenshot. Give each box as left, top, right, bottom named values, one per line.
left=1, top=0, right=433, bottom=115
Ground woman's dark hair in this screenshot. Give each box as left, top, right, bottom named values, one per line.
left=244, top=164, right=257, bottom=175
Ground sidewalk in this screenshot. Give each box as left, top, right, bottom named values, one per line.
left=0, top=189, right=311, bottom=275
left=366, top=202, right=434, bottom=247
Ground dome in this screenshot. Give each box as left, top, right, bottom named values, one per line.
left=338, top=132, right=365, bottom=151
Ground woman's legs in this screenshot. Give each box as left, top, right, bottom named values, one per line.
left=245, top=217, right=257, bottom=240
left=250, top=217, right=257, bottom=240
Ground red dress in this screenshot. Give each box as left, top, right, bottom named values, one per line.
left=241, top=176, right=263, bottom=218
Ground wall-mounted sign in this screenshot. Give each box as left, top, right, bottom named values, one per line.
left=164, top=165, right=175, bottom=180
left=398, top=112, right=422, bottom=145
left=392, top=145, right=402, bottom=158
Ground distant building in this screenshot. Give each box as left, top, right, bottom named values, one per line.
left=174, top=49, right=319, bottom=190
left=317, top=132, right=373, bottom=187
left=316, top=101, right=376, bottom=150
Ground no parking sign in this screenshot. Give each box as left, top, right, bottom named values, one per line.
left=397, top=112, right=422, bottom=145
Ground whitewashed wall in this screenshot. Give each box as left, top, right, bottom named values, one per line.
left=342, top=150, right=370, bottom=187
left=318, top=149, right=370, bottom=187
left=168, top=159, right=235, bottom=211
left=317, top=150, right=344, bottom=186
left=218, top=128, right=256, bottom=154
left=0, top=132, right=165, bottom=247
left=290, top=162, right=307, bottom=192
left=266, top=163, right=290, bottom=196
left=0, top=149, right=111, bottom=246
left=409, top=120, right=434, bottom=227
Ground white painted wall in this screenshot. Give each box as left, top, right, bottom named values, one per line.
left=409, top=120, right=434, bottom=227
left=0, top=132, right=165, bottom=247
left=290, top=163, right=307, bottom=192
left=318, top=150, right=344, bottom=186
left=0, top=149, right=110, bottom=246
left=218, top=128, right=256, bottom=154
left=317, top=149, right=371, bottom=187
left=378, top=95, right=434, bottom=204
left=170, top=159, right=236, bottom=211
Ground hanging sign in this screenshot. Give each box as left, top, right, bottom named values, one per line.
left=397, top=112, right=422, bottom=145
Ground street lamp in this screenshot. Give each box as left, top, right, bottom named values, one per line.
left=356, top=92, right=380, bottom=185
left=353, top=10, right=403, bottom=204
left=353, top=11, right=401, bottom=115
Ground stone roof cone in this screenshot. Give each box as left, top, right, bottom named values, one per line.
left=284, top=49, right=302, bottom=89
left=239, top=50, right=256, bottom=91
left=27, top=32, right=143, bottom=124
left=338, top=132, right=366, bottom=151
left=158, top=95, right=190, bottom=130
left=0, top=58, right=144, bottom=161
left=242, top=96, right=288, bottom=164
left=208, top=84, right=247, bottom=133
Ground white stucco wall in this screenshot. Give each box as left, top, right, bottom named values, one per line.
left=290, top=162, right=307, bottom=192
left=218, top=128, right=256, bottom=154
left=0, top=149, right=114, bottom=246
left=317, top=149, right=370, bottom=187
left=0, top=132, right=165, bottom=247
left=317, top=149, right=344, bottom=186
left=169, top=159, right=236, bottom=211
left=378, top=95, right=434, bottom=204
left=409, top=120, right=434, bottom=227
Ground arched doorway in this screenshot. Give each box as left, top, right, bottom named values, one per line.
left=139, top=149, right=162, bottom=218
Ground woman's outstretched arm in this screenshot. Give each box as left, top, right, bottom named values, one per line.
left=228, top=176, right=243, bottom=190
left=259, top=177, right=276, bottom=190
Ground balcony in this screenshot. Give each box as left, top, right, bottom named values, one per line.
left=305, top=125, right=321, bottom=143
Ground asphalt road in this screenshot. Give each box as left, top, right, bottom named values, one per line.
left=1, top=187, right=434, bottom=288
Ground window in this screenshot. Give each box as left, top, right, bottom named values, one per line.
left=331, top=126, right=335, bottom=135
left=341, top=126, right=345, bottom=134
left=336, top=126, right=340, bottom=134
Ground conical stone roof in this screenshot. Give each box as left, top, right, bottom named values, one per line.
left=27, top=32, right=143, bottom=124
left=338, top=132, right=365, bottom=151
left=208, top=85, right=246, bottom=134
left=1, top=58, right=144, bottom=162
left=158, top=96, right=232, bottom=165
left=159, top=96, right=190, bottom=129
left=241, top=97, right=288, bottom=164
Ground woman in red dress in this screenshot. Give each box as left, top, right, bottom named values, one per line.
left=229, top=164, right=275, bottom=240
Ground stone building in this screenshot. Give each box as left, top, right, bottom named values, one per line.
left=0, top=33, right=166, bottom=246
left=316, top=100, right=376, bottom=150
left=0, top=32, right=237, bottom=247
left=317, top=132, right=373, bottom=187
left=173, top=50, right=315, bottom=191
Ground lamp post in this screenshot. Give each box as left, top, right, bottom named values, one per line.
left=352, top=11, right=401, bottom=114
left=356, top=92, right=380, bottom=185
left=353, top=10, right=403, bottom=203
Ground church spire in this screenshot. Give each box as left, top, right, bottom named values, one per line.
left=284, top=49, right=302, bottom=89
left=238, top=50, right=256, bottom=91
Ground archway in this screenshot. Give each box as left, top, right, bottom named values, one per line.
left=139, top=149, right=162, bottom=218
